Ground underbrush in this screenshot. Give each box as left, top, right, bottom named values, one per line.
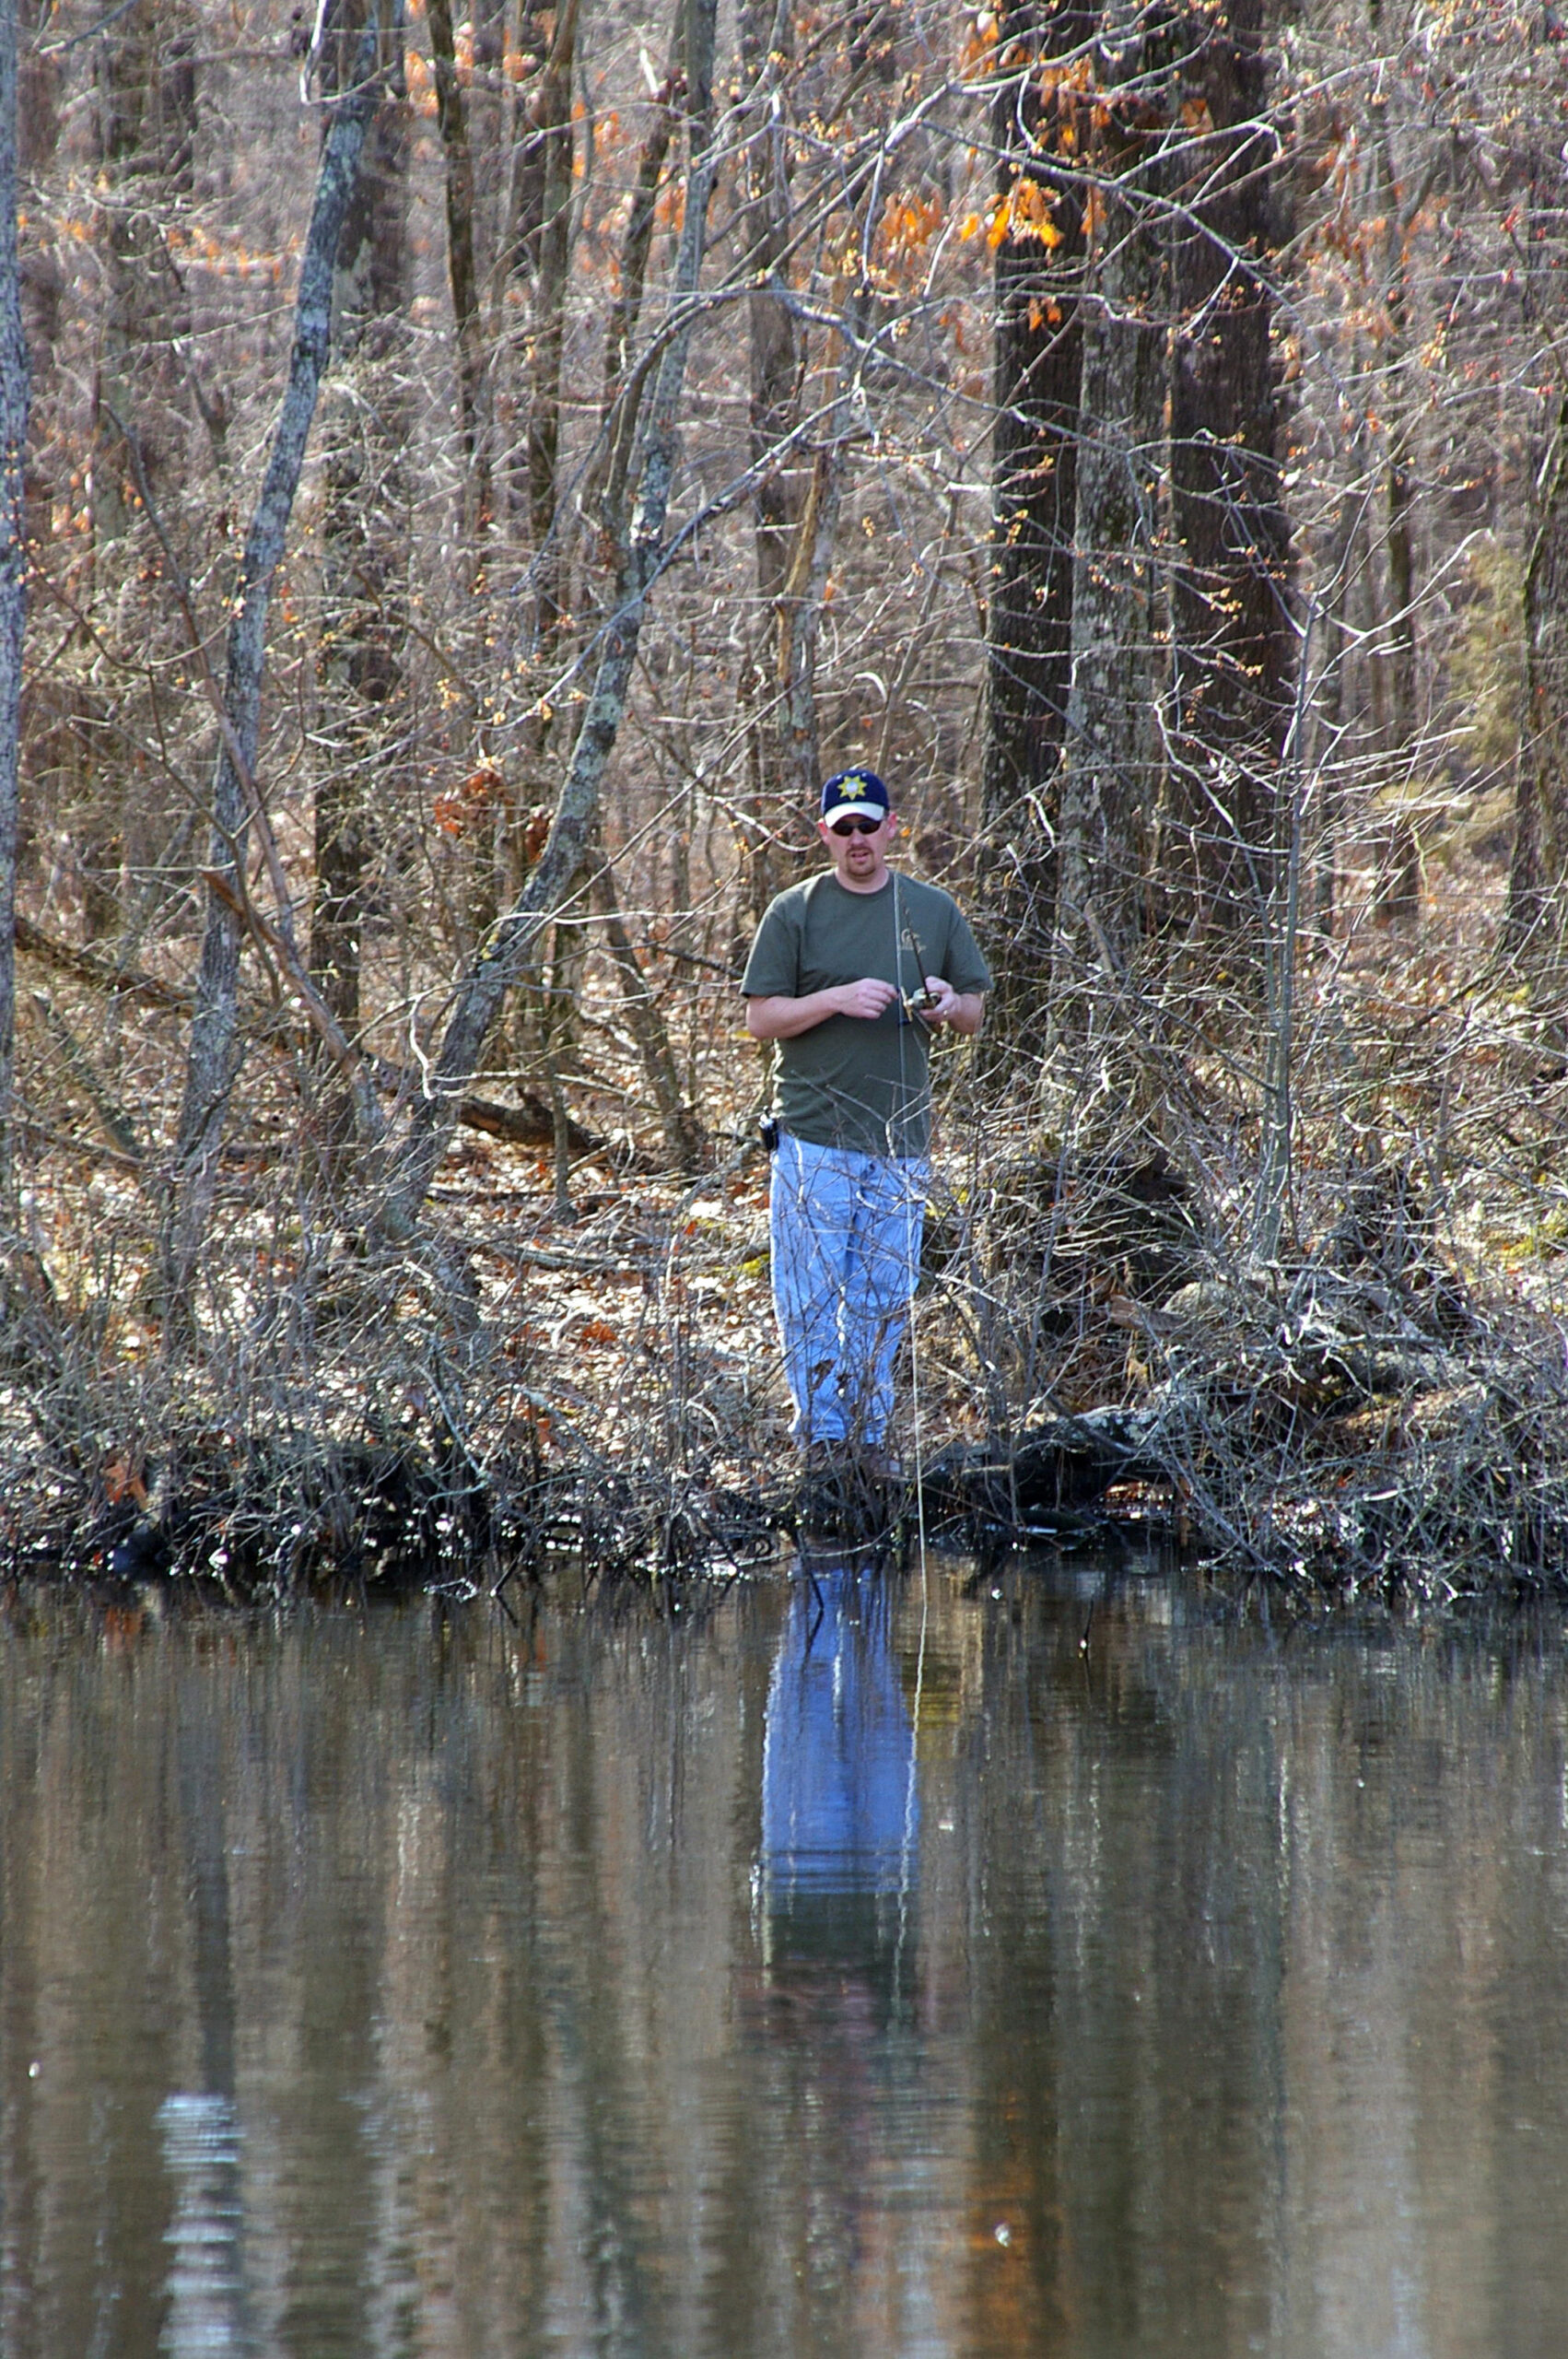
left=7, top=847, right=1568, bottom=1607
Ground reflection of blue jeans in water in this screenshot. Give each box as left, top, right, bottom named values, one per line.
left=769, top=1133, right=926, bottom=1447
left=762, top=1567, right=918, bottom=1899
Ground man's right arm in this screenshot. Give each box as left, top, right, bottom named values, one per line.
left=746, top=979, right=898, bottom=1039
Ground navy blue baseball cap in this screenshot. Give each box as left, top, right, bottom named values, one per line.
left=819, top=769, right=891, bottom=823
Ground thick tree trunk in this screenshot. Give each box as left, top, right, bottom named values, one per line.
left=0, top=0, right=28, bottom=1196
left=381, top=0, right=721, bottom=1235
left=981, top=2, right=1092, bottom=852
left=1054, top=8, right=1171, bottom=998
left=312, top=0, right=410, bottom=1059
left=1161, top=0, right=1293, bottom=934
left=168, top=15, right=387, bottom=1303
left=427, top=0, right=488, bottom=527
left=521, top=0, right=579, bottom=639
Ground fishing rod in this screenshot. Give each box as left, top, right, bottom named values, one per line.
left=892, top=872, right=932, bottom=1587
left=900, top=923, right=939, bottom=1018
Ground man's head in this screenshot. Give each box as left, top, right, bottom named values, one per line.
left=817, top=769, right=895, bottom=892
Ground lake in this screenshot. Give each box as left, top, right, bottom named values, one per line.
left=4, top=1550, right=1568, bottom=2356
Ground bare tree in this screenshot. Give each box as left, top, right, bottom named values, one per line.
left=981, top=1, right=1092, bottom=858
left=427, top=0, right=487, bottom=527
left=1053, top=2, right=1172, bottom=1002
left=382, top=0, right=722, bottom=1232
left=736, top=0, right=800, bottom=907
left=1509, top=397, right=1568, bottom=979
left=0, top=0, right=27, bottom=1193
left=1160, top=0, right=1293, bottom=934
left=168, top=8, right=393, bottom=1303
left=311, top=0, right=410, bottom=1085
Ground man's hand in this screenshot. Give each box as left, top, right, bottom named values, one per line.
left=919, top=978, right=986, bottom=1035
left=746, top=977, right=897, bottom=1039
left=836, top=977, right=899, bottom=1021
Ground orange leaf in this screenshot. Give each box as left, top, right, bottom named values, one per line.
left=103, top=1456, right=148, bottom=1508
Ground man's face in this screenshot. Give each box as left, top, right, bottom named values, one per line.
left=818, top=807, right=895, bottom=890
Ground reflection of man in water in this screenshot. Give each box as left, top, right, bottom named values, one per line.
left=760, top=1564, right=919, bottom=2020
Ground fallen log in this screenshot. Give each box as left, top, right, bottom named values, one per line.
left=919, top=1406, right=1164, bottom=1527
left=451, top=1090, right=601, bottom=1156
left=16, top=915, right=608, bottom=1159
left=17, top=913, right=194, bottom=1014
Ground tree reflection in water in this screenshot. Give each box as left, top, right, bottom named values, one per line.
left=12, top=1572, right=1568, bottom=2357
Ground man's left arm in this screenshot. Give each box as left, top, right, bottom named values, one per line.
left=918, top=901, right=989, bottom=1035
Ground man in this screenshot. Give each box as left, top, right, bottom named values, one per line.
left=742, top=768, right=991, bottom=1471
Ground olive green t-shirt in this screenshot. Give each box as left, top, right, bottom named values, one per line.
left=740, top=870, right=991, bottom=1156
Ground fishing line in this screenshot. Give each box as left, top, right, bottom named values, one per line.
left=892, top=868, right=931, bottom=1595
left=892, top=859, right=929, bottom=2010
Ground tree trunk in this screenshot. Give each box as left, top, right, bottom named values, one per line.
left=1508, top=396, right=1568, bottom=969
left=1054, top=7, right=1171, bottom=1000
left=521, top=0, right=579, bottom=640
left=981, top=1, right=1092, bottom=859
left=591, top=851, right=707, bottom=1168
left=427, top=0, right=488, bottom=528
left=381, top=0, right=721, bottom=1235
left=777, top=292, right=865, bottom=813
left=89, top=2, right=196, bottom=557
left=1307, top=484, right=1362, bottom=938
left=82, top=2, right=196, bottom=941
left=1365, top=48, right=1422, bottom=924
left=736, top=0, right=799, bottom=906
left=1161, top=0, right=1293, bottom=934
left=168, top=14, right=388, bottom=1304
left=0, top=0, right=28, bottom=1196
left=597, top=55, right=683, bottom=451
left=312, top=0, right=410, bottom=1061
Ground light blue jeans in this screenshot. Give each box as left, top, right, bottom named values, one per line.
left=769, top=1132, right=926, bottom=1448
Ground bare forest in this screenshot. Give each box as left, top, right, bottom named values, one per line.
left=2, top=0, right=1567, bottom=1602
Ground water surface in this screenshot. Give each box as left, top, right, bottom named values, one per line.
left=5, top=1555, right=1568, bottom=2356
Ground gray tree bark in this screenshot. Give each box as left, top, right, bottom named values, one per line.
left=167, top=12, right=389, bottom=1305
left=0, top=0, right=29, bottom=1195
left=980, top=1, right=1094, bottom=1023
left=312, top=0, right=410, bottom=1072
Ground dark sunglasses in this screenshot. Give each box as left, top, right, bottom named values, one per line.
left=828, top=816, right=884, bottom=837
